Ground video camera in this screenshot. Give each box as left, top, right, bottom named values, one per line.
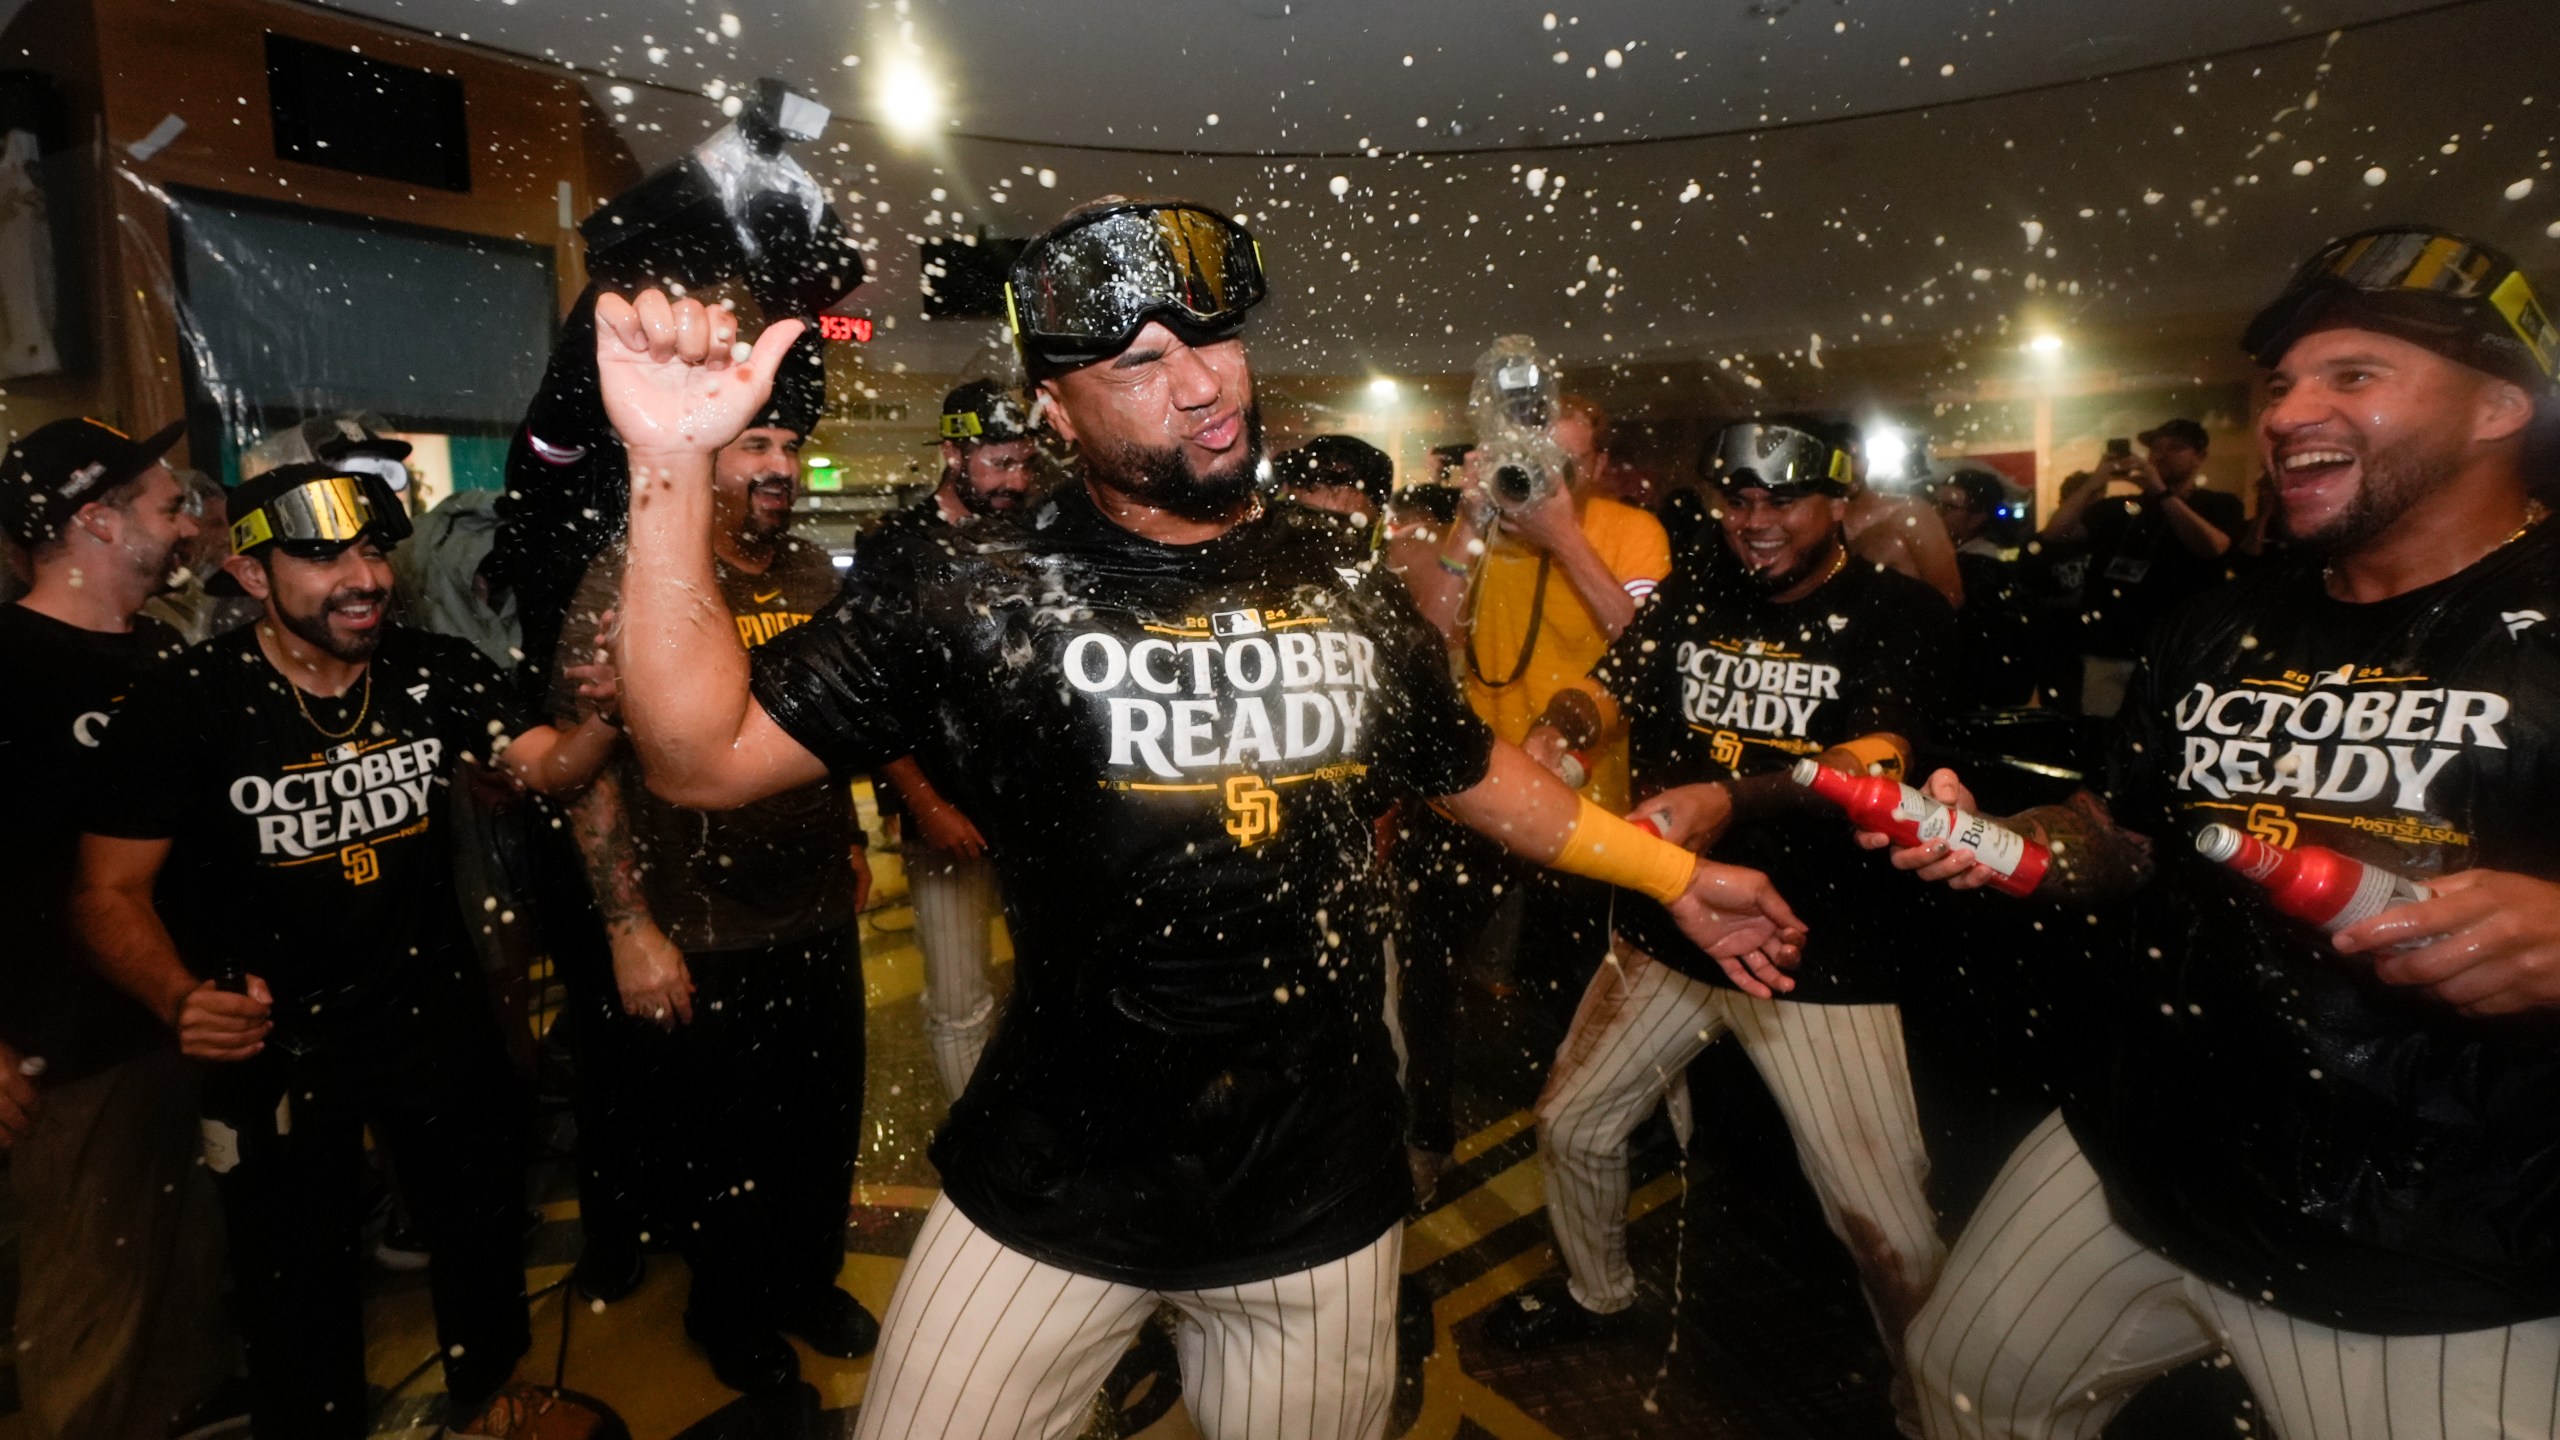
left=1468, top=335, right=1567, bottom=511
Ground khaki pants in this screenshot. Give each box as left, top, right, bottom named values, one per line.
left=12, top=1047, right=234, bottom=1440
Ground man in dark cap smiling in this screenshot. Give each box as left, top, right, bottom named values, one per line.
left=0, top=416, right=239, bottom=1440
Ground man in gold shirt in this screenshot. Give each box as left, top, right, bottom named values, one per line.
left=1400, top=394, right=1672, bottom=1150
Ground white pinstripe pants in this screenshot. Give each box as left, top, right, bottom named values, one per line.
left=1909, top=1109, right=2560, bottom=1440
left=1537, top=945, right=1946, bottom=1355
left=851, top=1197, right=1402, bottom=1440
left=909, top=849, right=1001, bottom=1101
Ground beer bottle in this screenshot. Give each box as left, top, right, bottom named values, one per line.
left=2192, top=824, right=2432, bottom=937
left=1789, top=758, right=2050, bottom=897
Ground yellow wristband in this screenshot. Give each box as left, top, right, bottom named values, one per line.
left=1551, top=797, right=1697, bottom=907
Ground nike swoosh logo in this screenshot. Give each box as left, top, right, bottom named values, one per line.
left=753, top=590, right=784, bottom=604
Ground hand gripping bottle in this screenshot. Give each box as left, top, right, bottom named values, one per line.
left=1789, top=758, right=2050, bottom=897
left=2192, top=824, right=2431, bottom=936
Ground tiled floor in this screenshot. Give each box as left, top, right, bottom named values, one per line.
left=0, top=843, right=2250, bottom=1440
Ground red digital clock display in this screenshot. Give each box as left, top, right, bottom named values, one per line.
left=817, top=314, right=874, bottom=344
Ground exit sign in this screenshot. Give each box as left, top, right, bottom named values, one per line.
left=818, top=314, right=874, bottom=343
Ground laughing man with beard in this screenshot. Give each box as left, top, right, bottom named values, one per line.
left=600, top=199, right=1807, bottom=1440
left=1886, top=227, right=2560, bottom=1439
left=72, top=463, right=622, bottom=1440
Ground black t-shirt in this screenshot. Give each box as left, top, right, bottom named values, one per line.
left=0, top=606, right=184, bottom=1085
left=2076, top=486, right=2246, bottom=659
left=1952, top=551, right=2039, bottom=709
left=848, top=493, right=974, bottom=828
left=2076, top=523, right=2560, bottom=1332
left=553, top=537, right=859, bottom=952
left=1594, top=554, right=1957, bottom=1002
left=86, top=626, right=532, bottom=1079
left=750, top=488, right=1495, bottom=1288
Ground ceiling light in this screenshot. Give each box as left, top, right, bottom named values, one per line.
left=876, top=57, right=941, bottom=138
left=2026, top=332, right=2065, bottom=357
left=1368, top=377, right=1399, bottom=400
left=1864, top=425, right=1911, bottom=478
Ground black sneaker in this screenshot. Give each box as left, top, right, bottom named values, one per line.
left=772, top=1285, right=879, bottom=1360
left=684, top=1316, right=801, bottom=1394
left=571, top=1238, right=646, bottom=1304
left=1480, top=1275, right=1636, bottom=1352
left=167, top=1375, right=254, bottom=1440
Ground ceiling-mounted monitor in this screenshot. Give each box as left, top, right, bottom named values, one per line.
left=265, top=32, right=470, bottom=193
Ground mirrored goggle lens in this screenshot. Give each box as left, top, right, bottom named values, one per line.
left=2308, top=229, right=2505, bottom=299
left=2291, top=228, right=2559, bottom=378
left=231, top=474, right=412, bottom=554
left=1009, top=206, right=1265, bottom=349
left=1706, top=425, right=1848, bottom=493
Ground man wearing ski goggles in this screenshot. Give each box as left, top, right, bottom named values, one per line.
left=602, top=198, right=1807, bottom=1440
left=1005, top=200, right=1267, bottom=371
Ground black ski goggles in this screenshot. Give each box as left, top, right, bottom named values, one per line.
left=2243, top=226, right=2559, bottom=383
left=1701, top=423, right=1852, bottom=499
left=230, top=471, right=412, bottom=558
left=1006, top=202, right=1268, bottom=365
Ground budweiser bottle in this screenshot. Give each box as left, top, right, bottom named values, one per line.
left=1789, top=758, right=2050, bottom=897
left=2192, top=824, right=2431, bottom=935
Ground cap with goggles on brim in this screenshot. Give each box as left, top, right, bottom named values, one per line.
left=1006, top=201, right=1268, bottom=367
left=2242, top=225, right=2559, bottom=391
left=1699, top=422, right=1854, bottom=499
left=210, top=462, right=414, bottom=595
left=930, top=378, right=1032, bottom=443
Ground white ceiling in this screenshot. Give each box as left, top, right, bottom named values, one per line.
left=322, top=0, right=2445, bottom=157
left=292, top=0, right=2560, bottom=386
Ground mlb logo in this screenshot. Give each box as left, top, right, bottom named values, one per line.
left=328, top=743, right=358, bottom=763
left=1211, top=609, right=1266, bottom=638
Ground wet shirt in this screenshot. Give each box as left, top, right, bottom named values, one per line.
left=1595, top=555, right=1956, bottom=1002
left=0, top=606, right=184, bottom=1084
left=750, top=489, right=1495, bottom=1288
left=554, top=537, right=857, bottom=952
left=1465, top=496, right=1670, bottom=812
left=2076, top=486, right=2245, bottom=659
left=84, top=626, right=528, bottom=1072
left=2082, top=523, right=2560, bottom=1332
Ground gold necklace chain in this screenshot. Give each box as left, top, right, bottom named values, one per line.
left=2324, top=498, right=2548, bottom=585
left=290, top=666, right=372, bottom=741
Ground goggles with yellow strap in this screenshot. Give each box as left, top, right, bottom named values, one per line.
left=230, top=470, right=413, bottom=556
left=1702, top=423, right=1854, bottom=499
left=1006, top=202, right=1268, bottom=365
left=2244, top=226, right=2558, bottom=384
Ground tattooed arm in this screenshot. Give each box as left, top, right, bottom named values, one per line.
left=567, top=768, right=695, bottom=1029
left=1856, top=772, right=2155, bottom=906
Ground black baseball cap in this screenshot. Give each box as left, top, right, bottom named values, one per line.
left=0, top=416, right=184, bottom=547
left=932, top=379, right=1032, bottom=444
left=1276, top=434, right=1394, bottom=513
left=2136, top=418, right=2210, bottom=453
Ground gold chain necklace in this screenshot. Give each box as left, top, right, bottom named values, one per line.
left=290, top=666, right=372, bottom=741
left=2324, top=498, right=2548, bottom=585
